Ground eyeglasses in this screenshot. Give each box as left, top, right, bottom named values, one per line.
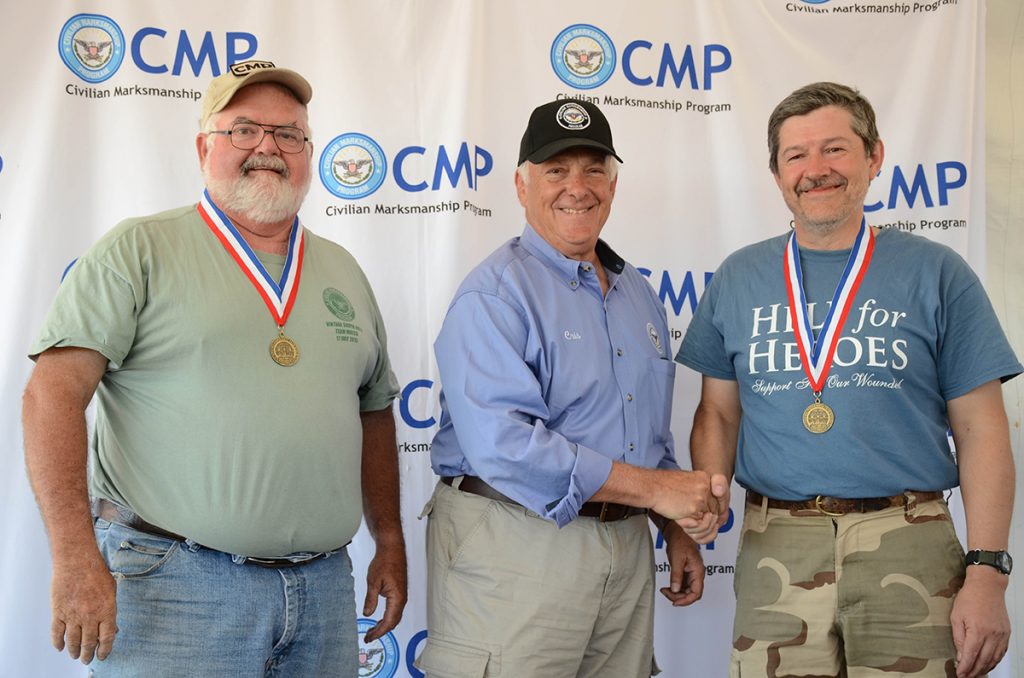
left=208, top=122, right=309, bottom=154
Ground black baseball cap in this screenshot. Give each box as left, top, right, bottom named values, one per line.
left=517, top=99, right=623, bottom=165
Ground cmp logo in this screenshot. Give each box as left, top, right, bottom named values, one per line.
left=320, top=133, right=388, bottom=200
left=356, top=619, right=399, bottom=678
left=59, top=14, right=126, bottom=83
left=801, top=0, right=831, bottom=3
left=551, top=24, right=616, bottom=90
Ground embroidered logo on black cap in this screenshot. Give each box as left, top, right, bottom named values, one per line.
left=229, top=60, right=276, bottom=76
left=556, top=103, right=591, bottom=130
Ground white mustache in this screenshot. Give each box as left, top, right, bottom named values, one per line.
left=241, top=155, right=289, bottom=177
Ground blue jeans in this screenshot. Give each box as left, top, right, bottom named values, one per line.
left=89, top=519, right=358, bottom=677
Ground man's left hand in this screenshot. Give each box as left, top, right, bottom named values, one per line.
left=950, top=567, right=1010, bottom=677
left=362, top=541, right=408, bottom=642
left=659, top=521, right=705, bottom=606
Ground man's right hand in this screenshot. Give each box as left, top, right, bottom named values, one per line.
left=51, top=558, right=117, bottom=664
left=592, top=464, right=719, bottom=531
left=646, top=468, right=717, bottom=524
left=677, top=474, right=730, bottom=544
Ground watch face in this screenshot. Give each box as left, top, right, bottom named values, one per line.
left=996, top=552, right=1013, bottom=573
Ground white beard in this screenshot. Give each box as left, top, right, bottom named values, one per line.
left=204, top=155, right=311, bottom=225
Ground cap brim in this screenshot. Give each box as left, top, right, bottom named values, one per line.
left=523, top=138, right=623, bottom=165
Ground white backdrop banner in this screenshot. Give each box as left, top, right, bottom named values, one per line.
left=2, top=1, right=998, bottom=676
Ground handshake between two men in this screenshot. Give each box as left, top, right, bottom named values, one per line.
left=593, top=464, right=731, bottom=545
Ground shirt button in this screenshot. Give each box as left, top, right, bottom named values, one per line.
left=626, top=393, right=633, bottom=401
left=616, top=348, right=623, bottom=357
left=570, top=280, right=578, bottom=288
left=628, top=443, right=636, bottom=451
left=583, top=265, right=592, bottom=272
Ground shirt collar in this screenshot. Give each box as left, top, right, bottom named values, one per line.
left=519, top=224, right=626, bottom=291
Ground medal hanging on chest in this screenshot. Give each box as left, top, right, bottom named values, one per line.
left=198, top=190, right=305, bottom=367
left=783, top=220, right=874, bottom=433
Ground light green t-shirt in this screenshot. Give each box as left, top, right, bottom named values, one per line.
left=31, top=204, right=399, bottom=557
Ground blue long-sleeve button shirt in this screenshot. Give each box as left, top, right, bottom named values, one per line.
left=431, top=224, right=678, bottom=527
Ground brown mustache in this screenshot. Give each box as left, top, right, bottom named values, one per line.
left=797, top=175, right=845, bottom=194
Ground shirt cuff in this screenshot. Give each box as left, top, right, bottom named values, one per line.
left=544, top=445, right=614, bottom=528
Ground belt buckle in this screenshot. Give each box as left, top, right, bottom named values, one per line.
left=815, top=495, right=845, bottom=517
left=598, top=502, right=609, bottom=522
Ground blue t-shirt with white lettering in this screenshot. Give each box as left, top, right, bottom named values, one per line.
left=676, top=228, right=1021, bottom=500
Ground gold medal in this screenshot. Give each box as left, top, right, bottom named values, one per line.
left=270, top=330, right=300, bottom=367
left=802, top=395, right=834, bottom=434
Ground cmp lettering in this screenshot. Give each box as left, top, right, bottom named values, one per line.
left=865, top=161, right=966, bottom=212
left=131, top=27, right=257, bottom=76
left=622, top=41, right=732, bottom=90
left=400, top=379, right=437, bottom=429
left=638, top=268, right=715, bottom=316
left=393, top=143, right=493, bottom=192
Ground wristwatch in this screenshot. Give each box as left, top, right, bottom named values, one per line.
left=965, top=549, right=1012, bottom=575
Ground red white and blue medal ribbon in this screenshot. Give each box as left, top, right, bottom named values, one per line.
left=783, top=220, right=874, bottom=431
left=197, top=190, right=305, bottom=365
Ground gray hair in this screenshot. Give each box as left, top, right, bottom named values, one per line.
left=767, top=82, right=879, bottom=175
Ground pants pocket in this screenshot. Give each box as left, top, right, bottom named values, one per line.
left=414, top=636, right=493, bottom=677
left=96, top=519, right=180, bottom=579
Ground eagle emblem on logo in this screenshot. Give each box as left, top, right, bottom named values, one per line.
left=564, top=39, right=604, bottom=76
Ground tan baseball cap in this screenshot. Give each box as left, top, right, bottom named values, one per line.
left=200, top=60, right=312, bottom=127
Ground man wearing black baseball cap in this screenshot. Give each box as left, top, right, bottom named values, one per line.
left=418, top=99, right=721, bottom=677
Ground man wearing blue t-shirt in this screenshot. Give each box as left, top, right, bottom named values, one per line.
left=676, top=82, right=1020, bottom=678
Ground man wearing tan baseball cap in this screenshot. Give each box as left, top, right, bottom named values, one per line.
left=24, top=59, right=407, bottom=675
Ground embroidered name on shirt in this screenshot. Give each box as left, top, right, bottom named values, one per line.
left=564, top=330, right=582, bottom=340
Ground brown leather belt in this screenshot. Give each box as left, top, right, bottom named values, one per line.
left=442, top=476, right=646, bottom=522
left=745, top=490, right=944, bottom=517
left=92, top=498, right=334, bottom=568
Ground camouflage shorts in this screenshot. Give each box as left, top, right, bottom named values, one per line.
left=730, top=494, right=967, bottom=678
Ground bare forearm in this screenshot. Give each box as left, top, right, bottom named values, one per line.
left=592, top=462, right=665, bottom=506
left=591, top=462, right=713, bottom=523
left=358, top=406, right=407, bottom=635
left=360, top=407, right=405, bottom=547
left=961, top=449, right=1014, bottom=552
left=690, top=400, right=738, bottom=480
left=949, top=381, right=1015, bottom=551
left=23, top=349, right=107, bottom=564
